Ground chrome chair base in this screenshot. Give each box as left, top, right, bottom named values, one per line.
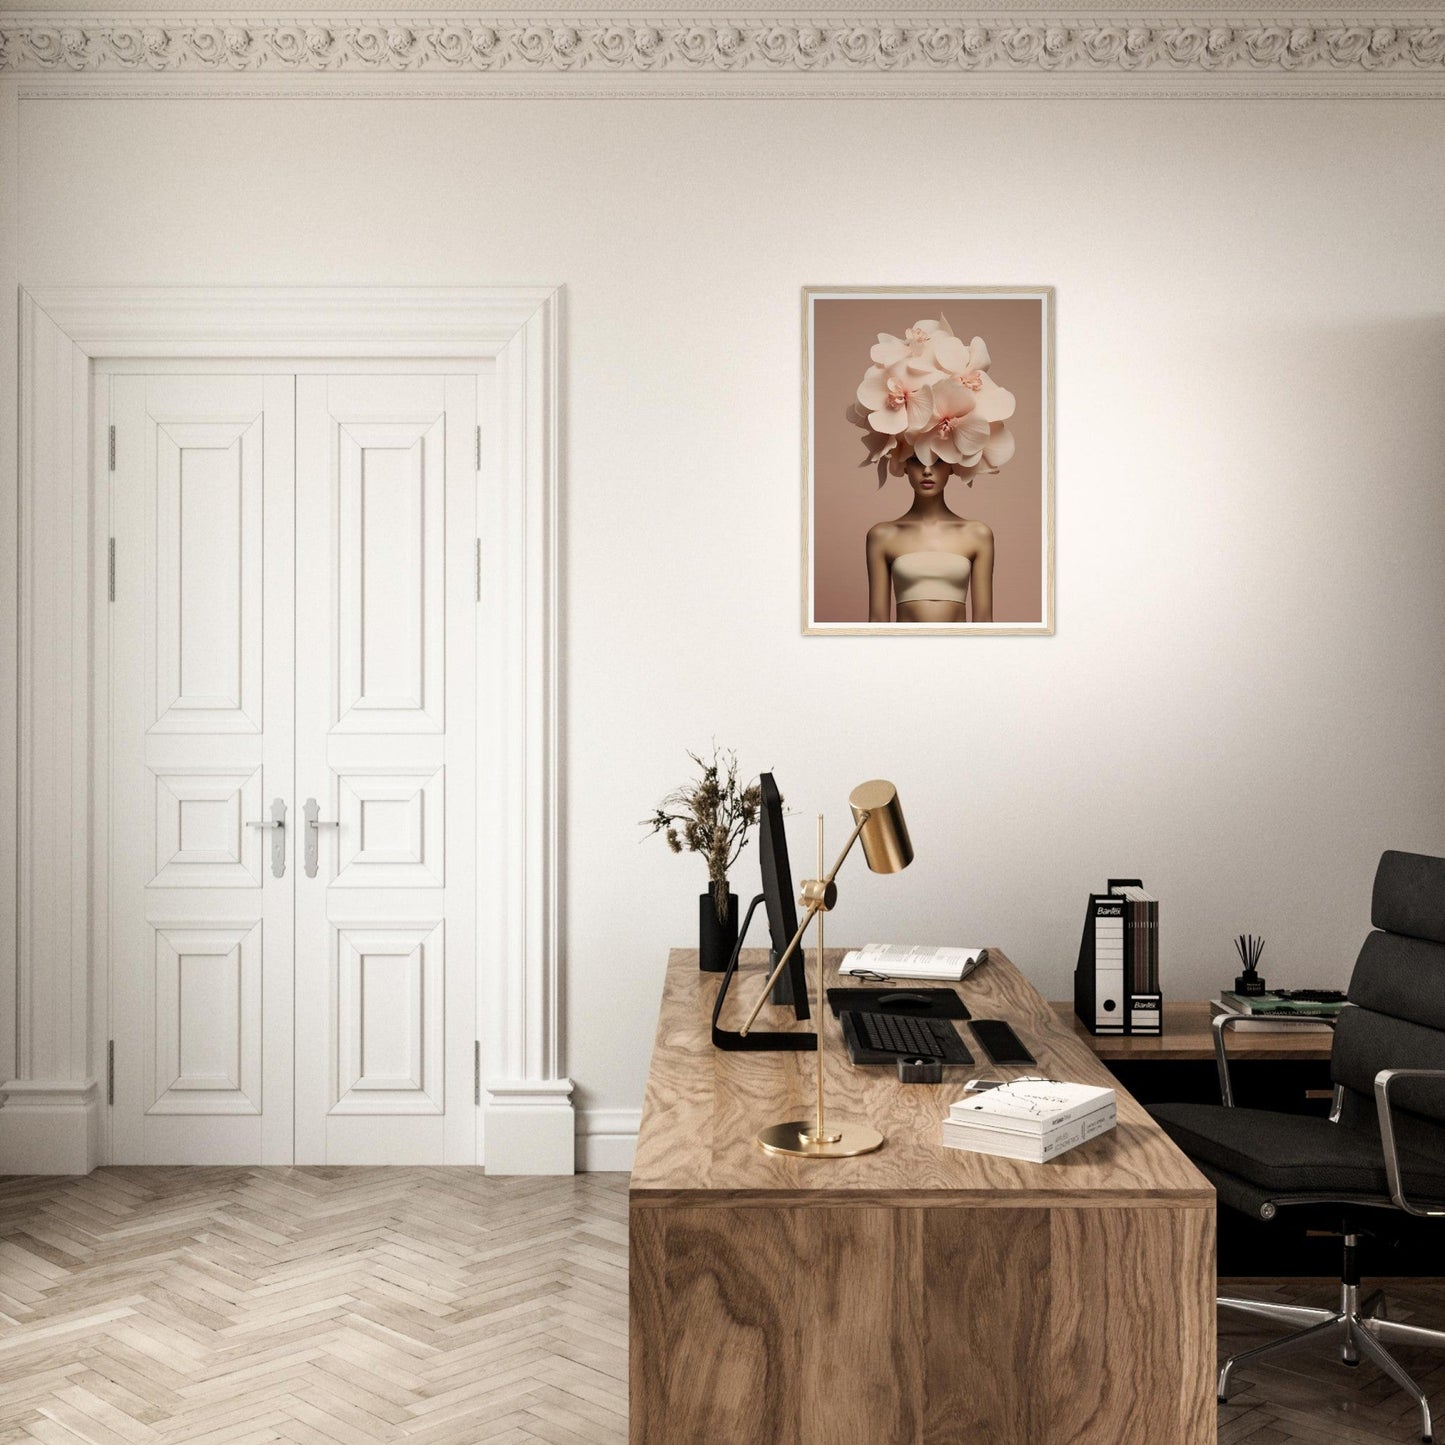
left=1219, top=1282, right=1445, bottom=1443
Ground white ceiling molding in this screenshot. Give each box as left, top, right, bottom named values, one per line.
left=3, top=13, right=1445, bottom=91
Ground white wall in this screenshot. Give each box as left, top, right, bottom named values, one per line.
left=16, top=94, right=1445, bottom=1154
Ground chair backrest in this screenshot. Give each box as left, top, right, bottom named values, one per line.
left=1331, top=851, right=1445, bottom=1156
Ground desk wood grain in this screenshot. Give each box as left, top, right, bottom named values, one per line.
left=629, top=948, right=1215, bottom=1445
left=631, top=948, right=1213, bottom=1207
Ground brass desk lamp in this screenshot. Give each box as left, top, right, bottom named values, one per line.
left=738, top=779, right=913, bottom=1158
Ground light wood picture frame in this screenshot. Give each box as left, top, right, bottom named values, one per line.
left=804, top=286, right=1055, bottom=636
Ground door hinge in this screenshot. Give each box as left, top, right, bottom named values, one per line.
left=106, top=1040, right=115, bottom=1106
left=107, top=538, right=116, bottom=602
left=474, top=1041, right=481, bottom=1106
left=475, top=539, right=482, bottom=603
left=475, top=424, right=482, bottom=472
left=107, top=425, right=116, bottom=472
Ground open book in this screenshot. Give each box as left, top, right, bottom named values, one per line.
left=838, top=943, right=987, bottom=982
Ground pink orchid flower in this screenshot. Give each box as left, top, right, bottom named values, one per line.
left=910, top=379, right=990, bottom=466
left=931, top=331, right=990, bottom=377
left=856, top=362, right=933, bottom=436
left=980, top=422, right=1016, bottom=470
left=928, top=334, right=1016, bottom=424
left=869, top=317, right=952, bottom=370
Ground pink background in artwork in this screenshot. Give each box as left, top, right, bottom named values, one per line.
left=810, top=294, right=1047, bottom=625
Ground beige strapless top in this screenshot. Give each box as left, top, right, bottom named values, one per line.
left=892, top=550, right=972, bottom=605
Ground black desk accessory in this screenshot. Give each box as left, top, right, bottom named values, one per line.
left=896, top=1058, right=944, bottom=1083
left=840, top=1010, right=974, bottom=1066
left=826, top=987, right=969, bottom=1021
left=711, top=893, right=816, bottom=1052
left=970, top=1019, right=1036, bottom=1066
left=1233, top=932, right=1267, bottom=996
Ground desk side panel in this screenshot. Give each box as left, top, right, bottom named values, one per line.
left=1049, top=1205, right=1216, bottom=1445
left=630, top=1199, right=1210, bottom=1445
left=922, top=1207, right=1051, bottom=1444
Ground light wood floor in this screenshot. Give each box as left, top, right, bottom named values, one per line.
left=1, top=1169, right=1442, bottom=1443
left=0, top=1169, right=628, bottom=1444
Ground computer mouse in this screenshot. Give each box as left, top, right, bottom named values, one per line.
left=878, top=992, right=932, bottom=1010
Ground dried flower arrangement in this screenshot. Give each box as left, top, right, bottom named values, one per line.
left=643, top=746, right=763, bottom=922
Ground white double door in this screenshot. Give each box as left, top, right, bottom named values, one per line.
left=109, top=370, right=480, bottom=1164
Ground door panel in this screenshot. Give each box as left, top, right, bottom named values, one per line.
left=110, top=375, right=295, bottom=1164
left=152, top=422, right=264, bottom=731
left=294, top=375, right=476, bottom=1164
left=335, top=419, right=445, bottom=732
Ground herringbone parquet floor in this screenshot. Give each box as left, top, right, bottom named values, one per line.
left=2, top=1168, right=1444, bottom=1443
left=0, top=1169, right=628, bottom=1445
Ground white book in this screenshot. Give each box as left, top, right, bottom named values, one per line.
left=948, top=1078, right=1115, bottom=1135
left=942, top=1101, right=1116, bottom=1163
left=838, top=943, right=985, bottom=982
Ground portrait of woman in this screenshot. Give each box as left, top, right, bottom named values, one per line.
left=867, top=457, right=994, bottom=624
left=804, top=288, right=1053, bottom=635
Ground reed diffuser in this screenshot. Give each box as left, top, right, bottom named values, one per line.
left=1234, top=933, right=1267, bottom=996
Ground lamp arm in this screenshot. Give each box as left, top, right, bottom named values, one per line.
left=737, top=812, right=871, bottom=1037
left=819, top=812, right=871, bottom=890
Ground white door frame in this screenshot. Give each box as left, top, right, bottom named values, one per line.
left=3, top=286, right=571, bottom=1175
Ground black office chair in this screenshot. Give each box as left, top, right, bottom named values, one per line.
left=1150, top=849, right=1445, bottom=1443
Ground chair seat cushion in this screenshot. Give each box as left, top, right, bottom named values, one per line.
left=1148, top=1102, right=1445, bottom=1198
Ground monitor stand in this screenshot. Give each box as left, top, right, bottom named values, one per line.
left=711, top=894, right=817, bottom=1052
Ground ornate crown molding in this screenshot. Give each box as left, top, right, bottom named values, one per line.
left=3, top=12, right=1445, bottom=80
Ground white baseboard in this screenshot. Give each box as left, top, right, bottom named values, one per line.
left=576, top=1108, right=639, bottom=1173
left=483, top=1078, right=576, bottom=1175
left=0, top=1079, right=101, bottom=1175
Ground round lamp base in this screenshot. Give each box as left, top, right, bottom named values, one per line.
left=756, top=1119, right=884, bottom=1158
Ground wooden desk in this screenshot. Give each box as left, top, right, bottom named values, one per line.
left=630, top=949, right=1215, bottom=1445
left=1052, top=1000, right=1334, bottom=1062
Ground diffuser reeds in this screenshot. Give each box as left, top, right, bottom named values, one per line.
left=1234, top=933, right=1265, bottom=976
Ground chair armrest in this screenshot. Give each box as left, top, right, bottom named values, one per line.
left=1212, top=1011, right=1337, bottom=1108
left=1374, top=1068, right=1445, bottom=1218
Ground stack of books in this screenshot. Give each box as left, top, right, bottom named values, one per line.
left=1211, top=989, right=1345, bottom=1034
left=941, top=1079, right=1117, bottom=1163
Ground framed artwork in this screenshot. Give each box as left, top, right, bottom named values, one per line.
left=803, top=286, right=1054, bottom=635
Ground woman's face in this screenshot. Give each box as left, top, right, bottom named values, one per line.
left=904, top=456, right=952, bottom=498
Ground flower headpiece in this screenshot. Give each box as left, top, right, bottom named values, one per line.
left=845, top=315, right=1017, bottom=487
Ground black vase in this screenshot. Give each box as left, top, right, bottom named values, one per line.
left=699, top=888, right=740, bottom=972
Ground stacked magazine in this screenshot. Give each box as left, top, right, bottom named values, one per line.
left=942, top=1079, right=1117, bottom=1163
left=838, top=943, right=986, bottom=981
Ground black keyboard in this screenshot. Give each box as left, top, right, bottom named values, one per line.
left=841, top=1010, right=974, bottom=1065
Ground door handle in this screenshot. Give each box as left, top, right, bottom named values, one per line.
left=246, top=797, right=288, bottom=879
left=303, top=797, right=339, bottom=879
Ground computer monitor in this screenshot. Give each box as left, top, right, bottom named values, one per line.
left=709, top=771, right=815, bottom=1051
left=758, top=773, right=810, bottom=1021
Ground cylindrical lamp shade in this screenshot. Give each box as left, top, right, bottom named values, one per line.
left=848, top=780, right=913, bottom=874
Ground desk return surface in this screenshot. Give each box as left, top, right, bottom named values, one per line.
left=629, top=948, right=1215, bottom=1445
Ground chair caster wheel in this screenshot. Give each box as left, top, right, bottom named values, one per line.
left=1343, top=1358, right=1360, bottom=1368
left=1217, top=1397, right=1227, bottom=1405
